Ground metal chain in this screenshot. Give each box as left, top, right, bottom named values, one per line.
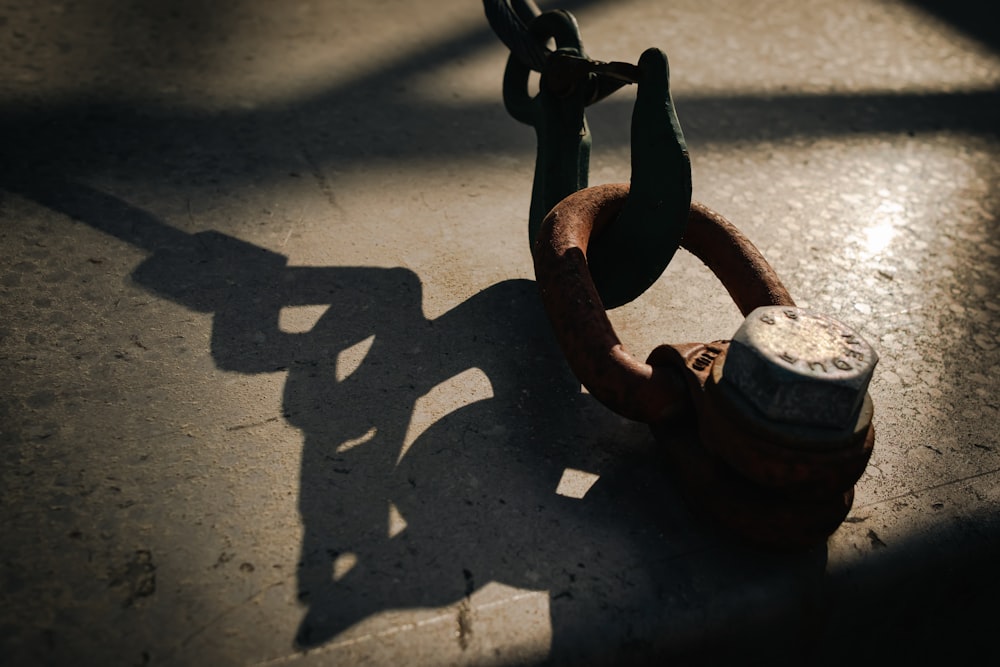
left=482, top=0, right=550, bottom=71
left=509, top=0, right=542, bottom=23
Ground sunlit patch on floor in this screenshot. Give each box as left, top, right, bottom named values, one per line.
left=336, top=334, right=376, bottom=382
left=388, top=501, right=408, bottom=538
left=863, top=220, right=898, bottom=255
left=398, top=367, right=494, bottom=464
left=336, top=426, right=377, bottom=453
left=861, top=199, right=904, bottom=257
left=332, top=552, right=358, bottom=582
left=278, top=304, right=330, bottom=334
left=554, top=468, right=600, bottom=499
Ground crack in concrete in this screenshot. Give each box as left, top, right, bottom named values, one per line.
left=855, top=465, right=1000, bottom=510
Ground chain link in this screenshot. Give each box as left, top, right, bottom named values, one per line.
left=482, top=0, right=549, bottom=71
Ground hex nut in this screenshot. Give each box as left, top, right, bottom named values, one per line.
left=720, top=306, right=878, bottom=429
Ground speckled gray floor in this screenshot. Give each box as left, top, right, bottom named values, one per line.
left=2, top=1, right=999, bottom=665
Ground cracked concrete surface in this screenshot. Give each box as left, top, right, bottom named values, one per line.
left=2, top=0, right=999, bottom=665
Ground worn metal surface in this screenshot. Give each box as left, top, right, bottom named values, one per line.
left=533, top=183, right=794, bottom=423
left=533, top=184, right=687, bottom=424
left=724, top=306, right=878, bottom=429
left=534, top=182, right=874, bottom=547
left=533, top=183, right=796, bottom=423
left=648, top=343, right=863, bottom=551
left=2, top=0, right=1000, bottom=665
left=648, top=340, right=875, bottom=547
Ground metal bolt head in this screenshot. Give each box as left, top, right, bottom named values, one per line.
left=720, top=306, right=878, bottom=429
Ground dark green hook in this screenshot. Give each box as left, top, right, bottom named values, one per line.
left=503, top=15, right=690, bottom=309
left=586, top=47, right=692, bottom=309
left=503, top=10, right=593, bottom=250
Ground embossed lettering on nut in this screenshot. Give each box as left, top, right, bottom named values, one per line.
left=720, top=306, right=878, bottom=429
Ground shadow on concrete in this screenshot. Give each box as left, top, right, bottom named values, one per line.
left=2, top=4, right=998, bottom=195
left=2, top=88, right=997, bottom=194
left=818, top=503, right=1000, bottom=666
left=3, top=2, right=1000, bottom=663
left=906, top=0, right=1000, bottom=53
left=10, top=174, right=1000, bottom=665
left=5, top=175, right=837, bottom=665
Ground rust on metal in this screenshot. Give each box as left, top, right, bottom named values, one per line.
left=533, top=182, right=877, bottom=549
left=681, top=204, right=795, bottom=316
left=533, top=184, right=686, bottom=423
left=647, top=343, right=875, bottom=496
left=649, top=413, right=858, bottom=550
left=532, top=183, right=794, bottom=422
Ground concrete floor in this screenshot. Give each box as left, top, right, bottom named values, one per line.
left=2, top=0, right=999, bottom=665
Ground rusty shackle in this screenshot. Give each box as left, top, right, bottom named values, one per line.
left=533, top=183, right=794, bottom=423
left=534, top=183, right=878, bottom=549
